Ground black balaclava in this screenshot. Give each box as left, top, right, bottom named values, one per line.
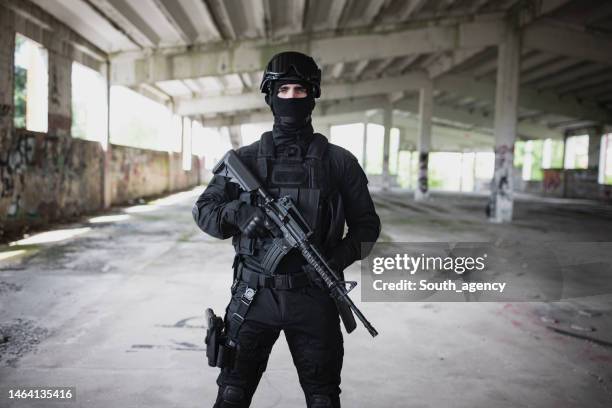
left=266, top=79, right=315, bottom=149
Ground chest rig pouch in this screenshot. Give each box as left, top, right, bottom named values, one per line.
left=234, top=131, right=331, bottom=274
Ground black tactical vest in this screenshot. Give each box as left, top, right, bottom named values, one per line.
left=232, top=131, right=345, bottom=275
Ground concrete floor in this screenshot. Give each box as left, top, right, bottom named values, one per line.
left=0, top=187, right=611, bottom=407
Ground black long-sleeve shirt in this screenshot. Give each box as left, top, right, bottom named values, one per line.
left=192, top=142, right=381, bottom=272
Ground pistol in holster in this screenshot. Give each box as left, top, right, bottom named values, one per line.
left=205, top=308, right=234, bottom=368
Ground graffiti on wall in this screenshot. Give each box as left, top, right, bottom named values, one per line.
left=0, top=104, right=11, bottom=119
left=487, top=144, right=514, bottom=221
left=418, top=152, right=429, bottom=194
left=543, top=169, right=562, bottom=193
left=1, top=129, right=103, bottom=227
left=0, top=133, right=36, bottom=198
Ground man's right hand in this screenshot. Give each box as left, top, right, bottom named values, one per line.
left=235, top=204, right=272, bottom=238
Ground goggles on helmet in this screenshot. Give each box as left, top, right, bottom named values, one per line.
left=260, top=52, right=321, bottom=98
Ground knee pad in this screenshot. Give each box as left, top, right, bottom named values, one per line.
left=308, top=394, right=334, bottom=408
left=217, top=385, right=245, bottom=407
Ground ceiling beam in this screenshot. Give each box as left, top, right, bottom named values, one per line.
left=427, top=48, right=483, bottom=78
left=583, top=2, right=612, bottom=25
left=394, top=55, right=421, bottom=75
left=153, top=0, right=198, bottom=44
left=295, top=0, right=306, bottom=32
left=178, top=0, right=222, bottom=42
left=373, top=57, right=396, bottom=77
left=473, top=57, right=497, bottom=79
left=523, top=22, right=612, bottom=66
left=250, top=0, right=267, bottom=38
left=87, top=0, right=159, bottom=48
left=520, top=57, right=580, bottom=85
left=470, top=0, right=491, bottom=13
left=533, top=63, right=606, bottom=90
left=259, top=0, right=272, bottom=38
left=555, top=70, right=612, bottom=95
left=110, top=17, right=504, bottom=85
left=531, top=0, right=573, bottom=16
left=203, top=109, right=495, bottom=152
left=434, top=74, right=612, bottom=123
left=519, top=51, right=558, bottom=73
left=363, top=0, right=388, bottom=25
left=207, top=0, right=236, bottom=40
left=352, top=60, right=370, bottom=80
left=176, top=72, right=429, bottom=115
left=400, top=0, right=428, bottom=20
left=176, top=69, right=612, bottom=123
left=328, top=0, right=348, bottom=30
left=331, top=62, right=345, bottom=79
left=201, top=93, right=562, bottom=142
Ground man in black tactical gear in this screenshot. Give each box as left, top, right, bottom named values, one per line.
left=192, top=51, right=381, bottom=408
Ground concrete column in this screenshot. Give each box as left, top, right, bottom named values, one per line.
left=102, top=62, right=113, bottom=208
left=168, top=117, right=186, bottom=192
left=228, top=124, right=242, bottom=150
left=47, top=51, right=71, bottom=136
left=459, top=152, right=465, bottom=192
left=406, top=150, right=412, bottom=190
left=488, top=20, right=521, bottom=223
left=415, top=80, right=433, bottom=201
left=182, top=117, right=193, bottom=171
left=561, top=132, right=568, bottom=198
left=395, top=139, right=401, bottom=177
left=0, top=4, right=15, bottom=153
left=180, top=118, right=186, bottom=153
left=587, top=126, right=603, bottom=171
left=472, top=152, right=478, bottom=192
left=362, top=119, right=369, bottom=171
left=382, top=103, right=392, bottom=190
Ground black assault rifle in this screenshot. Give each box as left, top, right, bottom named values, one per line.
left=213, top=150, right=378, bottom=337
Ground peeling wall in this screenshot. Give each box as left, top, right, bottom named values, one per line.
left=109, top=146, right=201, bottom=204
left=170, top=153, right=202, bottom=191
left=0, top=130, right=104, bottom=237
left=515, top=168, right=612, bottom=202
left=564, top=169, right=612, bottom=201
left=110, top=146, right=170, bottom=204
left=0, top=134, right=203, bottom=239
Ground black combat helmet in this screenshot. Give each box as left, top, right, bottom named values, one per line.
left=260, top=51, right=322, bottom=98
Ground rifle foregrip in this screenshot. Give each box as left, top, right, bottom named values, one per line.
left=300, top=248, right=335, bottom=288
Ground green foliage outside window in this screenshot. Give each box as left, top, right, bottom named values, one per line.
left=14, top=34, right=27, bottom=129
left=529, top=140, right=544, bottom=181
left=514, top=141, right=525, bottom=167
left=544, top=140, right=564, bottom=169
left=14, top=66, right=27, bottom=129
left=397, top=151, right=418, bottom=188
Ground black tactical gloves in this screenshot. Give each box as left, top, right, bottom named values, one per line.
left=235, top=203, right=275, bottom=238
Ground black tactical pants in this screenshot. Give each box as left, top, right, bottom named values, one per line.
left=213, top=283, right=344, bottom=408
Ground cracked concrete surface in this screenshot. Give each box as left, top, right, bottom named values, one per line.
left=0, top=187, right=611, bottom=407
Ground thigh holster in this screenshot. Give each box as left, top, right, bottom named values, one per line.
left=205, top=308, right=235, bottom=368
left=225, top=262, right=313, bottom=347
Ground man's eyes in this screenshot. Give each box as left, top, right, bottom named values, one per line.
left=279, top=87, right=306, bottom=92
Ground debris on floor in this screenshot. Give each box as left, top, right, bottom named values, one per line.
left=0, top=318, right=50, bottom=367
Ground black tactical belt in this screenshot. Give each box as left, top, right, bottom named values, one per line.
left=226, top=263, right=313, bottom=346
left=237, top=263, right=311, bottom=290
